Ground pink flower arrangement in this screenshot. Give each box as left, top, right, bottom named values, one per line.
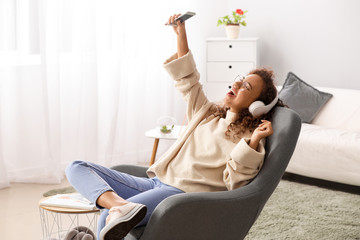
left=217, top=9, right=247, bottom=26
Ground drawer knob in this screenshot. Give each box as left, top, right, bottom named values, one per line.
left=229, top=45, right=232, bottom=48
left=228, top=65, right=232, bottom=69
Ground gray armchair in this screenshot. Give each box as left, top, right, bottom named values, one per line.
left=111, top=107, right=301, bottom=240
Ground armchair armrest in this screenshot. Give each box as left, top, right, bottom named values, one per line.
left=110, top=164, right=148, bottom=178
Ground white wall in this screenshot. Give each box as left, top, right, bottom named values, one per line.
left=168, top=0, right=360, bottom=91
left=225, top=0, right=360, bottom=89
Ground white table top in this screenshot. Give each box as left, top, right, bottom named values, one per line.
left=145, top=125, right=185, bottom=140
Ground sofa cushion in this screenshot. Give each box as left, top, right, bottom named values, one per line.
left=279, top=72, right=333, bottom=123
left=286, top=123, right=360, bottom=186
left=312, top=87, right=360, bottom=132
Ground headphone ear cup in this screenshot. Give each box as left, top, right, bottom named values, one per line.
left=248, top=101, right=265, bottom=117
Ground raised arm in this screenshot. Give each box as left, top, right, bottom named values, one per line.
left=163, top=14, right=209, bottom=120
left=166, top=14, right=189, bottom=58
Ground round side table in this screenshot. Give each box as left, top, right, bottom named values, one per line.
left=39, top=197, right=100, bottom=240
left=145, top=125, right=183, bottom=166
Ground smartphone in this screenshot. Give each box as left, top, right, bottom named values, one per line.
left=167, top=11, right=196, bottom=26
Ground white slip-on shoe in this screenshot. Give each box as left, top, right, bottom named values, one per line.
left=99, top=202, right=147, bottom=240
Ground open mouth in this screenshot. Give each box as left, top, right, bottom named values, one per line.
left=227, top=88, right=237, bottom=97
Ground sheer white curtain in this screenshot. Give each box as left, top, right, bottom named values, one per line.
left=0, top=0, right=197, bottom=188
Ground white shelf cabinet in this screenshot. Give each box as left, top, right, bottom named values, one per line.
left=205, top=37, right=259, bottom=101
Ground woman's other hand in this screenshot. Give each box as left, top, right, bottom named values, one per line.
left=249, top=120, right=273, bottom=150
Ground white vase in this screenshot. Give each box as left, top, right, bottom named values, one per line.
left=225, top=24, right=240, bottom=39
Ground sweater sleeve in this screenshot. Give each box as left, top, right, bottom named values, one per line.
left=223, top=138, right=266, bottom=190
left=163, top=50, right=209, bottom=121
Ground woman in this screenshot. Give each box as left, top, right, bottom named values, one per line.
left=66, top=14, right=283, bottom=240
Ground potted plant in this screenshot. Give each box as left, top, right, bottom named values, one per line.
left=160, top=124, right=174, bottom=134
left=157, top=116, right=176, bottom=135
left=217, top=9, right=247, bottom=39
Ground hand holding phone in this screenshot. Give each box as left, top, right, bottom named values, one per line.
left=166, top=12, right=196, bottom=26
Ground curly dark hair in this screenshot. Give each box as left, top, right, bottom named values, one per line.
left=206, top=67, right=287, bottom=141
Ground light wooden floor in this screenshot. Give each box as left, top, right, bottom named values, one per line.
left=0, top=177, right=75, bottom=240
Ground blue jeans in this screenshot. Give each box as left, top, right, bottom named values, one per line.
left=65, top=160, right=184, bottom=238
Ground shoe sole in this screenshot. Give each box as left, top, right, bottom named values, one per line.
left=99, top=204, right=147, bottom=240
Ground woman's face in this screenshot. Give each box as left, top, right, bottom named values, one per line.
left=224, top=74, right=264, bottom=113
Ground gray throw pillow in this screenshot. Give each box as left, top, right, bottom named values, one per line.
left=279, top=72, right=332, bottom=123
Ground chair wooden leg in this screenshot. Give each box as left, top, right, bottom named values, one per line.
left=149, top=138, right=159, bottom=166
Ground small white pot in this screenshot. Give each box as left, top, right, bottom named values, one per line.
left=225, top=24, right=240, bottom=39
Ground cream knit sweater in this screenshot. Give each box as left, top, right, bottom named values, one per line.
left=147, top=50, right=265, bottom=192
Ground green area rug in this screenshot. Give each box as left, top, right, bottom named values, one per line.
left=44, top=180, right=359, bottom=239
left=245, top=180, right=360, bottom=240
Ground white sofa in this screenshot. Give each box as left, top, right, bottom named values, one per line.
left=285, top=87, right=360, bottom=186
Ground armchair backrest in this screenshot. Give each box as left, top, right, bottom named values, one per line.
left=221, top=106, right=301, bottom=195
left=229, top=107, right=301, bottom=239
left=245, top=106, right=302, bottom=216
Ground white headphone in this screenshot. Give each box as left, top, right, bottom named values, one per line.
left=248, top=92, right=279, bottom=118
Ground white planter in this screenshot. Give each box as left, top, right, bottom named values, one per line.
left=225, top=25, right=240, bottom=39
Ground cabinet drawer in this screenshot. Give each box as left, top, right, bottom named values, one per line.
left=204, top=82, right=232, bottom=102
left=207, top=41, right=256, bottom=62
left=207, top=62, right=255, bottom=82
